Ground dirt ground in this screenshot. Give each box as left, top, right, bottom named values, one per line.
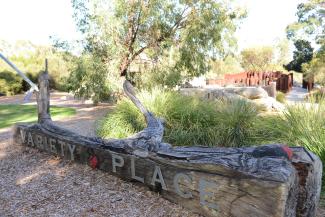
left=0, top=92, right=324, bottom=217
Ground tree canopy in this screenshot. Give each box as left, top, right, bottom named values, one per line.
left=240, top=46, right=274, bottom=72
left=71, top=0, right=246, bottom=82
left=286, top=0, right=325, bottom=46
left=286, top=0, right=325, bottom=82
left=284, top=39, right=314, bottom=73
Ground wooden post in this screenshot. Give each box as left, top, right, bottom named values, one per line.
left=36, top=59, right=51, bottom=123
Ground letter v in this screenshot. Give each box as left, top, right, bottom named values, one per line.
left=20, top=129, right=26, bottom=143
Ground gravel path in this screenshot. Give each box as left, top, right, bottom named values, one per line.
left=0, top=93, right=197, bottom=217
left=285, top=86, right=309, bottom=104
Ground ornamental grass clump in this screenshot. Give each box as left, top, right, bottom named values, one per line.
left=97, top=88, right=260, bottom=147
left=252, top=97, right=325, bottom=161
left=281, top=98, right=325, bottom=161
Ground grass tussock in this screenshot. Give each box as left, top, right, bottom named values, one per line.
left=98, top=89, right=325, bottom=182
left=97, top=88, right=261, bottom=147
left=98, top=88, right=325, bottom=160
left=281, top=99, right=325, bottom=160
left=308, top=89, right=325, bottom=103
left=97, top=89, right=325, bottom=196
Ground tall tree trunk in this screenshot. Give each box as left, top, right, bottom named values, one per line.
left=120, top=55, right=131, bottom=77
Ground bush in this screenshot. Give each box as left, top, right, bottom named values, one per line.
left=308, top=89, right=325, bottom=103
left=0, top=71, right=23, bottom=95
left=22, top=72, right=39, bottom=92
left=278, top=99, right=325, bottom=185
left=66, top=55, right=115, bottom=104
left=276, top=91, right=286, bottom=103
left=97, top=88, right=260, bottom=147
left=0, top=79, right=9, bottom=95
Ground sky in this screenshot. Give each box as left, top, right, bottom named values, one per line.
left=0, top=0, right=304, bottom=51
left=235, top=0, right=304, bottom=50
left=0, top=0, right=79, bottom=44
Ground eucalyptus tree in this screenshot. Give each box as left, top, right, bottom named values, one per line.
left=284, top=39, right=314, bottom=73
left=240, top=46, right=274, bottom=72
left=286, top=0, right=325, bottom=46
left=71, top=0, right=246, bottom=83
left=286, top=0, right=325, bottom=82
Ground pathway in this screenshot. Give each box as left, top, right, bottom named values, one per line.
left=285, top=86, right=309, bottom=104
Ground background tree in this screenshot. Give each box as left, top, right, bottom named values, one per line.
left=286, top=0, right=325, bottom=46
left=274, top=38, right=290, bottom=67
left=71, top=0, right=246, bottom=87
left=303, top=47, right=325, bottom=85
left=240, top=46, right=274, bottom=72
left=66, top=55, right=114, bottom=104
left=206, top=55, right=243, bottom=79
left=284, top=39, right=314, bottom=72
left=286, top=0, right=324, bottom=84
left=207, top=39, right=289, bottom=77
left=0, top=40, right=73, bottom=95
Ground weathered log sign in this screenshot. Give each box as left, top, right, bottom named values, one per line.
left=13, top=72, right=322, bottom=217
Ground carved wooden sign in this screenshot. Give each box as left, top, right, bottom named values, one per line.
left=12, top=72, right=322, bottom=217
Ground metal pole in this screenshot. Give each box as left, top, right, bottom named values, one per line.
left=0, top=52, right=39, bottom=91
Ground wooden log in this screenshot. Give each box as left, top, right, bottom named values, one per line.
left=291, top=147, right=322, bottom=217
left=12, top=123, right=322, bottom=217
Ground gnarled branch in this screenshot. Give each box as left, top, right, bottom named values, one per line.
left=123, top=80, right=167, bottom=152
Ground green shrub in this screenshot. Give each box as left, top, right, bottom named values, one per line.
left=98, top=87, right=325, bottom=162
left=97, top=88, right=260, bottom=147
left=0, top=71, right=23, bottom=95
left=252, top=98, right=325, bottom=180
left=249, top=114, right=287, bottom=145
left=276, top=91, right=286, bottom=103
left=0, top=79, right=9, bottom=95
left=308, top=89, right=325, bottom=103
left=216, top=99, right=260, bottom=146
left=67, top=55, right=115, bottom=104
